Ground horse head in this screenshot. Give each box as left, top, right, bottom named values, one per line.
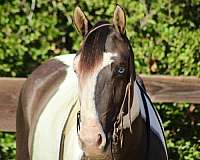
left=73, top=5, right=136, bottom=158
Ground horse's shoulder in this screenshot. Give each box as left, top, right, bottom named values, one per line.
left=19, top=56, right=74, bottom=126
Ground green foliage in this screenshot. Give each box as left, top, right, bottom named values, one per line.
left=0, top=0, right=199, bottom=77
left=157, top=103, right=200, bottom=160
left=0, top=0, right=200, bottom=159
left=0, top=133, right=16, bottom=160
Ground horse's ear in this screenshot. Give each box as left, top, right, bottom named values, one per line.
left=113, top=5, right=126, bottom=34
left=73, top=6, right=92, bottom=36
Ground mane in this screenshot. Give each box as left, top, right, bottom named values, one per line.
left=79, top=21, right=111, bottom=75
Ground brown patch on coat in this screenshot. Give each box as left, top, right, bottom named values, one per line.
left=16, top=59, right=67, bottom=160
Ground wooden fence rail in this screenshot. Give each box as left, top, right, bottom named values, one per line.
left=0, top=75, right=200, bottom=132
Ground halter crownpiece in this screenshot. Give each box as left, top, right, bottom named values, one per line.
left=86, top=24, right=112, bottom=37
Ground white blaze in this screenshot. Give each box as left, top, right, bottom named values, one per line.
left=79, top=52, right=118, bottom=148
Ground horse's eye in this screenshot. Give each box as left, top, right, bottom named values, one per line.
left=117, top=66, right=126, bottom=75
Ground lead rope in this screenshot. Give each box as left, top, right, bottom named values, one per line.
left=128, top=82, right=132, bottom=134
left=111, top=81, right=132, bottom=159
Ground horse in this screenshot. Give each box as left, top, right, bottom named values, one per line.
left=16, top=5, right=168, bottom=160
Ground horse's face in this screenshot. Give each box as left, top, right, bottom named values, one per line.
left=73, top=5, right=135, bottom=158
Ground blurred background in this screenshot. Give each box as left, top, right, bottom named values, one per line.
left=0, top=0, right=200, bottom=159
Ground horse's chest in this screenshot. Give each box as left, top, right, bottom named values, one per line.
left=31, top=67, right=83, bottom=160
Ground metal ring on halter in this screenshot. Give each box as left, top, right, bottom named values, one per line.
left=77, top=111, right=81, bottom=133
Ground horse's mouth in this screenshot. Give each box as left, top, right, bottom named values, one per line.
left=81, top=148, right=113, bottom=160
left=79, top=139, right=113, bottom=160
left=82, top=153, right=112, bottom=160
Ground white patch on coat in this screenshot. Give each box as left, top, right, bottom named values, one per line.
left=32, top=54, right=83, bottom=160
left=138, top=83, right=168, bottom=158
left=78, top=52, right=118, bottom=149
left=122, top=81, right=141, bottom=127
left=63, top=101, right=83, bottom=160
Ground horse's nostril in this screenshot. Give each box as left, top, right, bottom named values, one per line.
left=79, top=125, right=107, bottom=150
left=97, top=134, right=102, bottom=146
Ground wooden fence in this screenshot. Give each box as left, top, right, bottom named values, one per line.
left=0, top=75, right=200, bottom=132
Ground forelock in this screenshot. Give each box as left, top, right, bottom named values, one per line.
left=78, top=22, right=112, bottom=75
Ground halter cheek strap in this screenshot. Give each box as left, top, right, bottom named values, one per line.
left=112, top=80, right=132, bottom=147
left=112, top=55, right=135, bottom=149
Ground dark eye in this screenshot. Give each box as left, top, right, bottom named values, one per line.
left=118, top=67, right=126, bottom=73
left=116, top=66, right=126, bottom=75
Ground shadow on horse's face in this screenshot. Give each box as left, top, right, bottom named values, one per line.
left=73, top=5, right=135, bottom=158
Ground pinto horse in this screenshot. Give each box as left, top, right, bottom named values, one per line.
left=16, top=5, right=168, bottom=160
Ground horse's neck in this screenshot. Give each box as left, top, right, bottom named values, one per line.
left=120, top=115, right=148, bottom=159
left=121, top=81, right=140, bottom=129
left=122, top=80, right=168, bottom=160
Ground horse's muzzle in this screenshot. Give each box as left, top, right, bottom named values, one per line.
left=78, top=122, right=109, bottom=157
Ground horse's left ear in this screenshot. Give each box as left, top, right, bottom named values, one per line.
left=113, top=5, right=126, bottom=34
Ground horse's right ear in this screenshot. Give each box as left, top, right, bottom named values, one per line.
left=113, top=5, right=126, bottom=34
left=73, top=6, right=92, bottom=37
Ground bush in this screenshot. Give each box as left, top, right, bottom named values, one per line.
left=157, top=103, right=200, bottom=160
left=0, top=0, right=199, bottom=159
left=0, top=133, right=16, bottom=160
